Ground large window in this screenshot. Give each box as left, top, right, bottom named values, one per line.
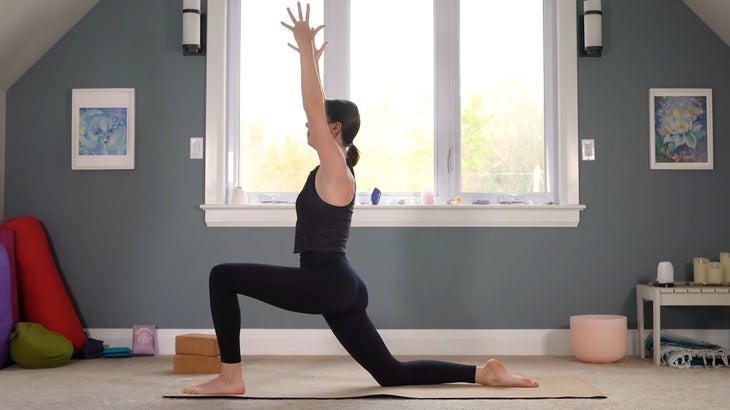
left=202, top=0, right=583, bottom=227
left=235, top=1, right=323, bottom=197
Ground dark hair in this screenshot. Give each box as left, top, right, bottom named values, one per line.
left=325, top=99, right=361, bottom=167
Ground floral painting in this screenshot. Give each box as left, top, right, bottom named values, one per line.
left=71, top=88, right=135, bottom=170
left=650, top=89, right=712, bottom=170
left=79, top=108, right=128, bottom=155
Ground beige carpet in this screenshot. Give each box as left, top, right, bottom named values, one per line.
left=166, top=357, right=605, bottom=400
left=4, top=355, right=730, bottom=409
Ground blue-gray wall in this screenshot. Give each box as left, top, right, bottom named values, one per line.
left=5, top=0, right=730, bottom=330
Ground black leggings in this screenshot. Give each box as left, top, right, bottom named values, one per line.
left=208, top=251, right=476, bottom=386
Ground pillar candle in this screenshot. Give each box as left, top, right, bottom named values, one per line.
left=707, top=262, right=724, bottom=284
left=720, top=252, right=730, bottom=283
left=420, top=190, right=434, bottom=205
left=231, top=187, right=247, bottom=204
left=693, top=257, right=708, bottom=283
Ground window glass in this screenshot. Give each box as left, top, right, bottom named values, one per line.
left=239, top=0, right=324, bottom=194
left=236, top=0, right=551, bottom=204
left=459, top=0, right=545, bottom=194
left=350, top=0, right=434, bottom=197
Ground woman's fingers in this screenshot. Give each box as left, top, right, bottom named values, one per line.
left=283, top=2, right=323, bottom=52
left=314, top=41, right=327, bottom=60
left=285, top=2, right=310, bottom=25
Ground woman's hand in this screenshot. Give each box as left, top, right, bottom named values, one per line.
left=313, top=35, right=328, bottom=64
left=281, top=2, right=327, bottom=62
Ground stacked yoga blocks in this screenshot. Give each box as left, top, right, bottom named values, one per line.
left=173, top=334, right=222, bottom=374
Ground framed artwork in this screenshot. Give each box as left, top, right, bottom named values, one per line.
left=71, top=88, right=135, bottom=170
left=649, top=88, right=712, bottom=170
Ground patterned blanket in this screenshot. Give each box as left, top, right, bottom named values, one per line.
left=646, top=331, right=729, bottom=368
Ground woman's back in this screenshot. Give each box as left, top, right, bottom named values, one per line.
left=294, top=166, right=354, bottom=254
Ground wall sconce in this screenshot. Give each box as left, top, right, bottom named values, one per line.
left=182, top=0, right=205, bottom=56
left=580, top=0, right=602, bottom=57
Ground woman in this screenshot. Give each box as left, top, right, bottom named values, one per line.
left=184, top=2, right=537, bottom=395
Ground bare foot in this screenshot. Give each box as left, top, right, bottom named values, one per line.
left=475, top=358, right=539, bottom=388
left=183, top=363, right=246, bottom=395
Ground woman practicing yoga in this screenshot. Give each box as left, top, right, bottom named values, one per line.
left=184, top=2, right=538, bottom=394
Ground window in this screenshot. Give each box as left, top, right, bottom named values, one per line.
left=201, top=0, right=584, bottom=227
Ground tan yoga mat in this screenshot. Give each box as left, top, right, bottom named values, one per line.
left=165, top=357, right=605, bottom=400
left=166, top=375, right=604, bottom=399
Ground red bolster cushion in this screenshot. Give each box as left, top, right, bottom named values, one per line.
left=0, top=217, right=86, bottom=352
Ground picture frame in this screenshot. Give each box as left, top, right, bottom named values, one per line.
left=71, top=88, right=135, bottom=170
left=649, top=88, right=712, bottom=170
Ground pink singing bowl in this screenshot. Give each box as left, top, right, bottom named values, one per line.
left=570, top=314, right=627, bottom=363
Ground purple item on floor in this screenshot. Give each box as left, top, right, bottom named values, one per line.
left=0, top=245, right=13, bottom=368
left=0, top=229, right=18, bottom=324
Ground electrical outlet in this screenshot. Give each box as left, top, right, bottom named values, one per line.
left=190, top=137, right=204, bottom=159
left=581, top=139, right=595, bottom=161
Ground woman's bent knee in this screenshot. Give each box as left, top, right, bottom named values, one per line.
left=209, top=264, right=232, bottom=287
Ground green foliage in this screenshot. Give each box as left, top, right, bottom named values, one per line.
left=461, top=79, right=545, bottom=193
left=242, top=123, right=316, bottom=192
left=239, top=79, right=545, bottom=195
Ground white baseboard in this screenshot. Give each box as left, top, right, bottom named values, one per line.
left=85, top=328, right=730, bottom=356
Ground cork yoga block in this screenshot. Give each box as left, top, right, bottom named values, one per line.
left=173, top=353, right=222, bottom=374
left=175, top=334, right=220, bottom=357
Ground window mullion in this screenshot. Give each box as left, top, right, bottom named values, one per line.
left=434, top=0, right=459, bottom=200
left=226, top=0, right=241, bottom=203
left=323, top=0, right=350, bottom=98
left=542, top=0, right=558, bottom=198
left=204, top=0, right=228, bottom=205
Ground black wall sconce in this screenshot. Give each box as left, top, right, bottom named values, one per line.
left=183, top=0, right=205, bottom=56
left=579, top=0, right=603, bottom=57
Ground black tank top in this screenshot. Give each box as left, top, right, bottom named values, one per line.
left=294, top=166, right=354, bottom=254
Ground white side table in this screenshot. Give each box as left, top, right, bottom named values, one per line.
left=636, top=283, right=730, bottom=365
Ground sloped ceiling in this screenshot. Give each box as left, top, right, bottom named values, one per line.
left=683, top=0, right=730, bottom=47
left=0, top=0, right=99, bottom=91
left=0, top=0, right=728, bottom=92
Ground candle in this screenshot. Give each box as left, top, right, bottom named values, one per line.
left=420, top=189, right=434, bottom=205
left=720, top=252, right=730, bottom=283
left=231, top=187, right=247, bottom=204
left=707, top=262, right=724, bottom=284
left=693, top=257, right=709, bottom=283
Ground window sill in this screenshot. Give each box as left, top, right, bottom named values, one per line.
left=200, top=204, right=586, bottom=228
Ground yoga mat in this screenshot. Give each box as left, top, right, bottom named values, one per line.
left=165, top=358, right=605, bottom=400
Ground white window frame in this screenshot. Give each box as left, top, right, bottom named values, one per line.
left=200, top=0, right=585, bottom=227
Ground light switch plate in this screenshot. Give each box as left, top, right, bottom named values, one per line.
left=581, top=139, right=595, bottom=161
left=190, top=137, right=204, bottom=159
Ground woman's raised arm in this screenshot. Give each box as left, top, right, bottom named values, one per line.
left=282, top=2, right=354, bottom=205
